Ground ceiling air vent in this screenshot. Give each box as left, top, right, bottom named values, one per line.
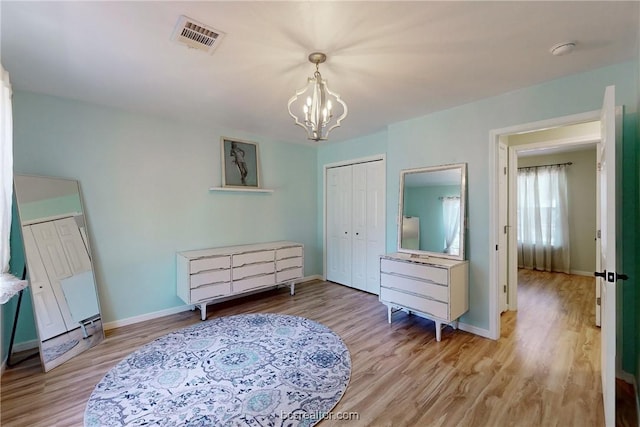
left=171, top=15, right=225, bottom=54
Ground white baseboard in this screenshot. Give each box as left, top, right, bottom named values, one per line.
left=103, top=305, right=194, bottom=330
left=570, top=269, right=594, bottom=277
left=104, top=275, right=322, bottom=331
left=458, top=322, right=493, bottom=340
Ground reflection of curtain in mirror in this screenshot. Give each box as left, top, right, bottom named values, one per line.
left=517, top=164, right=570, bottom=273
left=442, top=197, right=460, bottom=254
left=1, top=66, right=13, bottom=273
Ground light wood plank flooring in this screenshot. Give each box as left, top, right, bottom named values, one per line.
left=0, top=270, right=634, bottom=426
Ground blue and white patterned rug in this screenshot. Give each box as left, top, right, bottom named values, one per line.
left=84, top=313, right=351, bottom=426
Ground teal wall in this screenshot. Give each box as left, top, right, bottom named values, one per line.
left=8, top=92, right=319, bottom=340
left=5, top=61, right=639, bottom=380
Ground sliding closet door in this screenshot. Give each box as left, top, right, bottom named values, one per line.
left=351, top=163, right=368, bottom=291
left=364, top=160, right=385, bottom=294
left=326, top=159, right=385, bottom=294
left=326, top=165, right=352, bottom=285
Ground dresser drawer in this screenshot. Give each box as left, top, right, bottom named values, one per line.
left=277, top=267, right=302, bottom=283
left=276, top=246, right=303, bottom=260
left=233, top=273, right=276, bottom=293
left=233, top=262, right=275, bottom=280
left=233, top=250, right=274, bottom=266
left=276, top=256, right=302, bottom=271
left=190, top=256, right=230, bottom=274
left=381, top=288, right=448, bottom=320
left=190, top=269, right=231, bottom=288
left=380, top=272, right=448, bottom=302
left=380, top=259, right=447, bottom=285
left=191, top=282, right=231, bottom=303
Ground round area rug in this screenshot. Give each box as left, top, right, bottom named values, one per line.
left=84, top=313, right=351, bottom=426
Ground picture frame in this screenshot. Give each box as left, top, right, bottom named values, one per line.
left=221, top=137, right=260, bottom=188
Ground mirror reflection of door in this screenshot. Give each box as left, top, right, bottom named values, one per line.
left=13, top=174, right=104, bottom=372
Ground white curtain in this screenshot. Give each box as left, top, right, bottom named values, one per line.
left=0, top=65, right=13, bottom=274
left=442, top=196, right=460, bottom=254
left=517, top=164, right=570, bottom=273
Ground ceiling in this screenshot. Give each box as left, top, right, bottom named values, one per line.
left=1, top=1, right=638, bottom=145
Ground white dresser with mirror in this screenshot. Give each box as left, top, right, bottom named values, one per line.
left=380, top=163, right=469, bottom=341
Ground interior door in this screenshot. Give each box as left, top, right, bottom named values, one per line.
left=30, top=220, right=76, bottom=330
left=365, top=160, right=385, bottom=294
left=597, top=85, right=617, bottom=427
left=498, top=142, right=509, bottom=312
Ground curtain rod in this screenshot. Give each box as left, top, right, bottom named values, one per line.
left=518, top=161, right=572, bottom=170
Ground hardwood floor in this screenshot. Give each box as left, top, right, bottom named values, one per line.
left=0, top=270, right=635, bottom=426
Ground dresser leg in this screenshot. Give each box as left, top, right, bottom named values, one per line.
left=200, top=303, right=207, bottom=321
left=290, top=282, right=295, bottom=296
left=387, top=306, right=392, bottom=323
left=435, top=321, right=442, bottom=342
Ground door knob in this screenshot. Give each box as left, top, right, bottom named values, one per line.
left=617, top=273, right=629, bottom=281
left=594, top=270, right=606, bottom=278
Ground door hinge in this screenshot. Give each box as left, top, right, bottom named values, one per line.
left=496, top=244, right=499, bottom=251
left=503, top=166, right=507, bottom=175
left=597, top=230, right=601, bottom=239
left=503, top=285, right=507, bottom=293
left=597, top=297, right=601, bottom=306
left=597, top=162, right=602, bottom=172
left=504, top=225, right=508, bottom=234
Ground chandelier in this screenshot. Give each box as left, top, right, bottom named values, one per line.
left=287, top=52, right=348, bottom=141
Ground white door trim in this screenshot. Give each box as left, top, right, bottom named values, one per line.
left=322, top=154, right=386, bottom=281
left=488, top=109, right=601, bottom=340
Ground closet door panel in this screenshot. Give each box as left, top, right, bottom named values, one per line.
left=365, top=161, right=386, bottom=294
left=30, top=221, right=76, bottom=330
left=22, top=226, right=67, bottom=341
left=326, top=166, right=352, bottom=285
left=54, top=217, right=92, bottom=274
left=351, top=163, right=368, bottom=291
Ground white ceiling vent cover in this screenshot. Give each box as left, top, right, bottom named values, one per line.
left=171, top=15, right=225, bottom=54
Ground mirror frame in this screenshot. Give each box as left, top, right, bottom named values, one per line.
left=13, top=174, right=104, bottom=372
left=397, top=163, right=467, bottom=260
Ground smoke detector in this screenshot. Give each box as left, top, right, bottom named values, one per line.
left=550, top=42, right=576, bottom=56
left=171, top=15, right=225, bottom=54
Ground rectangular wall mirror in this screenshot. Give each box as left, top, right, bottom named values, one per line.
left=398, top=163, right=467, bottom=260
left=13, top=174, right=104, bottom=372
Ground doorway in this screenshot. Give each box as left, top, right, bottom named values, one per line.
left=488, top=109, right=602, bottom=339
left=504, top=121, right=600, bottom=313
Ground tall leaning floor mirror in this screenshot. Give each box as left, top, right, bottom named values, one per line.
left=13, top=174, right=104, bottom=372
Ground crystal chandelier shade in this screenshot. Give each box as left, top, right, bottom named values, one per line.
left=287, top=52, right=348, bottom=141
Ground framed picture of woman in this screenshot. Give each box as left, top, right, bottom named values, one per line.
left=221, top=137, right=260, bottom=188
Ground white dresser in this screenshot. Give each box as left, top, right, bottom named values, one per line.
left=177, top=241, right=303, bottom=320
left=379, top=253, right=468, bottom=341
